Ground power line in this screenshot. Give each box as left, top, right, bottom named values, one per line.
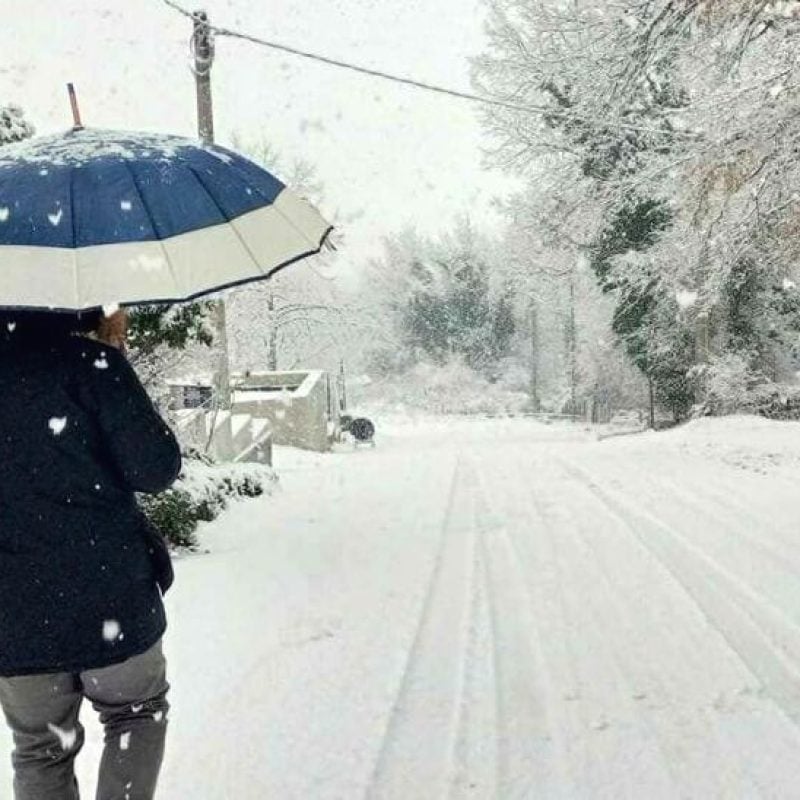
left=160, top=0, right=696, bottom=138
left=161, top=0, right=548, bottom=113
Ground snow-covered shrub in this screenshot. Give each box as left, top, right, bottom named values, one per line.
left=700, top=353, right=764, bottom=416
left=139, top=489, right=212, bottom=550
left=744, top=384, right=800, bottom=421
left=139, top=459, right=277, bottom=550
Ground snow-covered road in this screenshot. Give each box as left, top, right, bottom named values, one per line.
left=6, top=416, right=800, bottom=798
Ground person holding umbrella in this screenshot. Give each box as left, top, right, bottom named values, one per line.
left=0, top=306, right=179, bottom=800
left=0, top=109, right=331, bottom=798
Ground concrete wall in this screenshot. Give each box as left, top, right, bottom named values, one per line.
left=232, top=371, right=333, bottom=453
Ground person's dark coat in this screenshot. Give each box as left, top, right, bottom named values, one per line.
left=0, top=313, right=181, bottom=676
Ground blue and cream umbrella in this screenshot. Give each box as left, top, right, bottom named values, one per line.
left=0, top=128, right=333, bottom=311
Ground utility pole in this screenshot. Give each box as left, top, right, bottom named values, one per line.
left=528, top=299, right=540, bottom=412
left=193, top=11, right=215, bottom=145
left=192, top=10, right=231, bottom=408
left=339, top=360, right=348, bottom=413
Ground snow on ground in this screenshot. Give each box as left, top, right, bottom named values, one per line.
left=4, top=414, right=800, bottom=797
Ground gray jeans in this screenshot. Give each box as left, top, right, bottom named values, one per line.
left=0, top=641, right=169, bottom=800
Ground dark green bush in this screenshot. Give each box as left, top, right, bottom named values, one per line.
left=139, top=462, right=274, bottom=551
left=139, top=489, right=203, bottom=550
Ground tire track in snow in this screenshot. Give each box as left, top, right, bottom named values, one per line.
left=626, top=471, right=800, bottom=628
left=656, top=470, right=800, bottom=576
left=447, top=473, right=499, bottom=800
left=589, top=452, right=800, bottom=588
left=365, top=459, right=481, bottom=800
left=477, top=454, right=695, bottom=798
left=469, top=456, right=578, bottom=799
left=557, top=458, right=800, bottom=730
left=522, top=459, right=760, bottom=798
left=553, top=457, right=800, bottom=794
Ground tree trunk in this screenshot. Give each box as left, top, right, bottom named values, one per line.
left=267, top=293, right=278, bottom=371
left=529, top=300, right=540, bottom=411
left=565, top=275, right=577, bottom=410
left=694, top=310, right=711, bottom=411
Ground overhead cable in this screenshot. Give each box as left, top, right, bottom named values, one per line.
left=160, top=0, right=697, bottom=139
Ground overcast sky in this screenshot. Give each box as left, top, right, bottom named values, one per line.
left=0, top=0, right=518, bottom=281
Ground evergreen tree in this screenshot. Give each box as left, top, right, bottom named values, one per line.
left=127, top=303, right=214, bottom=363
left=590, top=195, right=695, bottom=418
left=124, top=302, right=215, bottom=397
left=400, top=236, right=516, bottom=378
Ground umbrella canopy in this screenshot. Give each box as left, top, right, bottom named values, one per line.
left=0, top=128, right=333, bottom=311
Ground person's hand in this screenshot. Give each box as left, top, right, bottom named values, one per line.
left=96, top=309, right=129, bottom=353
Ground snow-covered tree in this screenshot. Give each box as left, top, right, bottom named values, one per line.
left=0, top=104, right=34, bottom=145
left=225, top=135, right=360, bottom=374
left=367, top=220, right=517, bottom=381
left=473, top=0, right=800, bottom=417
left=127, top=303, right=215, bottom=396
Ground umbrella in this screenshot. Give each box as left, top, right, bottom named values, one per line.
left=0, top=128, right=333, bottom=311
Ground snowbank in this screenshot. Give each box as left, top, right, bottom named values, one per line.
left=607, top=414, right=800, bottom=477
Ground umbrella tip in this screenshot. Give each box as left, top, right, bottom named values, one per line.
left=323, top=231, right=338, bottom=253
left=67, top=83, right=84, bottom=131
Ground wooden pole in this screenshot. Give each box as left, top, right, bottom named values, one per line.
left=193, top=11, right=215, bottom=145
left=67, top=83, right=84, bottom=130
left=192, top=10, right=230, bottom=409
left=339, top=360, right=348, bottom=413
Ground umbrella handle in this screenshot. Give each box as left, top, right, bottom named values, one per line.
left=67, top=83, right=84, bottom=131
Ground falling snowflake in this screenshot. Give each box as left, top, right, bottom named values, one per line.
left=0, top=207, right=8, bottom=222
left=48, top=207, right=63, bottom=227
left=47, top=723, right=78, bottom=751
left=119, top=732, right=131, bottom=751
left=102, top=619, right=121, bottom=642
left=6, top=321, right=15, bottom=332
left=120, top=200, right=132, bottom=211
left=49, top=417, right=67, bottom=436
left=94, top=357, right=109, bottom=370
left=675, top=289, right=698, bottom=310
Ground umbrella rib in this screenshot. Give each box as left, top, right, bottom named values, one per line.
left=189, top=163, right=326, bottom=280
left=265, top=188, right=325, bottom=250
left=200, top=151, right=275, bottom=206
left=69, top=168, right=80, bottom=308
left=125, top=163, right=184, bottom=299
left=185, top=165, right=265, bottom=276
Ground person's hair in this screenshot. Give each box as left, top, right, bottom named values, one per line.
left=0, top=309, right=104, bottom=341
